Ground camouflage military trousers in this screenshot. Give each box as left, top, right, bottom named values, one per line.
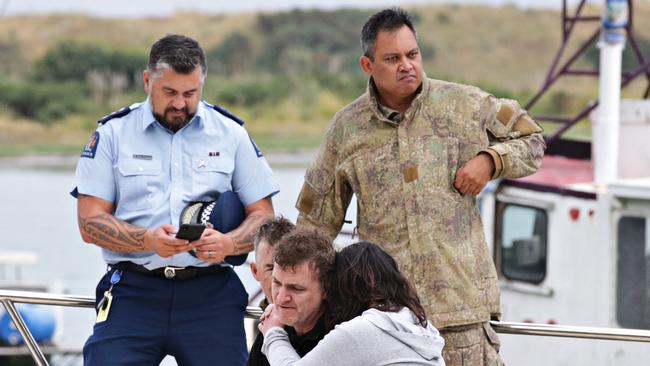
left=440, top=322, right=505, bottom=366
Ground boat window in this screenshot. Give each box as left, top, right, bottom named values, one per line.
left=616, top=216, right=649, bottom=329
left=499, top=204, right=548, bottom=284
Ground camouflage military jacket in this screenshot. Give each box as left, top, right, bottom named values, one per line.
left=296, top=77, right=545, bottom=329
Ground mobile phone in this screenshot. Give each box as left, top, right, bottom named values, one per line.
left=176, top=223, right=206, bottom=242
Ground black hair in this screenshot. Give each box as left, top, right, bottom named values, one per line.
left=148, top=34, right=206, bottom=75
left=360, top=8, right=416, bottom=60
left=326, top=241, right=428, bottom=330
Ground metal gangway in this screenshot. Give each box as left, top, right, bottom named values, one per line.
left=2, top=289, right=650, bottom=366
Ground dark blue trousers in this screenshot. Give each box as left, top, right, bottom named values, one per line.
left=83, top=267, right=248, bottom=366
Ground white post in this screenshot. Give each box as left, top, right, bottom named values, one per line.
left=595, top=42, right=623, bottom=184
left=594, top=0, right=628, bottom=184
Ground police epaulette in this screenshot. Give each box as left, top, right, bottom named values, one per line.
left=97, top=106, right=133, bottom=125
left=208, top=102, right=245, bottom=126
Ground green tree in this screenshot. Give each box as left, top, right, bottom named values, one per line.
left=207, top=32, right=253, bottom=75
left=204, top=75, right=290, bottom=107
left=32, top=42, right=146, bottom=88
left=0, top=79, right=88, bottom=123
left=256, top=9, right=368, bottom=74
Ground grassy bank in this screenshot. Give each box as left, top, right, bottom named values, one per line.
left=1, top=3, right=649, bottom=156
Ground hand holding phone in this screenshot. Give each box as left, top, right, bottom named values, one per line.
left=175, top=223, right=206, bottom=242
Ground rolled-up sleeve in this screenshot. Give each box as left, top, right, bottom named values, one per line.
left=481, top=95, right=546, bottom=179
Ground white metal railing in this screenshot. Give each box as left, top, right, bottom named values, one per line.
left=489, top=320, right=650, bottom=343
left=2, top=289, right=650, bottom=365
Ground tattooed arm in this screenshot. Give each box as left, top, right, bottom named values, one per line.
left=228, top=196, right=275, bottom=255
left=193, top=196, right=274, bottom=262
left=77, top=194, right=191, bottom=257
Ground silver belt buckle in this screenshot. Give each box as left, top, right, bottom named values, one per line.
left=164, top=266, right=184, bottom=279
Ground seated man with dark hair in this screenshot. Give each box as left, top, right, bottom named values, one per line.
left=259, top=241, right=445, bottom=365
left=247, top=228, right=335, bottom=366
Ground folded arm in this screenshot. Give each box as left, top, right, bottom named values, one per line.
left=454, top=96, right=546, bottom=196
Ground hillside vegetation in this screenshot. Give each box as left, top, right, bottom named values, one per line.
left=1, top=3, right=650, bottom=155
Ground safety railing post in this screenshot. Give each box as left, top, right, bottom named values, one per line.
left=1, top=299, right=49, bottom=366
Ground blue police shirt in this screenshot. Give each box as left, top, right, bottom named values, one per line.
left=70, top=99, right=279, bottom=269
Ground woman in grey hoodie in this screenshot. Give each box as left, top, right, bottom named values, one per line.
left=259, top=241, right=445, bottom=366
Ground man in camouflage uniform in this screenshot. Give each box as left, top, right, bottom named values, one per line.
left=295, top=8, right=545, bottom=366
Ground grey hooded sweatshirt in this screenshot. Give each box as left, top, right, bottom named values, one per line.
left=262, top=307, right=445, bottom=366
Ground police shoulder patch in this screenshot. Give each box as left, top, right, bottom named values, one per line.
left=207, top=102, right=245, bottom=126
left=98, top=106, right=133, bottom=125
left=81, top=131, right=100, bottom=159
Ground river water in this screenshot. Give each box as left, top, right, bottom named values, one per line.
left=0, top=154, right=356, bottom=361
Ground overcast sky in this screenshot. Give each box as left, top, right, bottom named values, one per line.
left=1, top=0, right=607, bottom=18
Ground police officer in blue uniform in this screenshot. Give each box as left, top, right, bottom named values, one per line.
left=70, top=34, right=279, bottom=365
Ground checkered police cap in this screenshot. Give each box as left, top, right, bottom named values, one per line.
left=179, top=191, right=247, bottom=266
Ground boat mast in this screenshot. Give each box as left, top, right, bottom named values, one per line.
left=594, top=0, right=627, bottom=184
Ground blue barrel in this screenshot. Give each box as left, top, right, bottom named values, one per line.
left=0, top=304, right=56, bottom=345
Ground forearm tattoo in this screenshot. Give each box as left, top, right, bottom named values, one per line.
left=79, top=213, right=147, bottom=252
left=227, top=212, right=272, bottom=255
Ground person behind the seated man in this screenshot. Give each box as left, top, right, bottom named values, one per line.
left=259, top=241, right=446, bottom=365
left=248, top=228, right=335, bottom=366
left=248, top=216, right=296, bottom=366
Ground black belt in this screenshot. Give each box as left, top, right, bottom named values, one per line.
left=110, top=262, right=226, bottom=280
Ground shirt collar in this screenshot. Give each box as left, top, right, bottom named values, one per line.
left=193, top=101, right=207, bottom=128
left=377, top=102, right=404, bottom=124
left=141, top=98, right=158, bottom=131
left=366, top=75, right=429, bottom=125
left=284, top=316, right=326, bottom=344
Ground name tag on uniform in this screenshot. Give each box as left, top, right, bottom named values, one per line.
left=133, top=154, right=153, bottom=160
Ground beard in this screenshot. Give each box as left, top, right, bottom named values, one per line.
left=154, top=106, right=194, bottom=133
